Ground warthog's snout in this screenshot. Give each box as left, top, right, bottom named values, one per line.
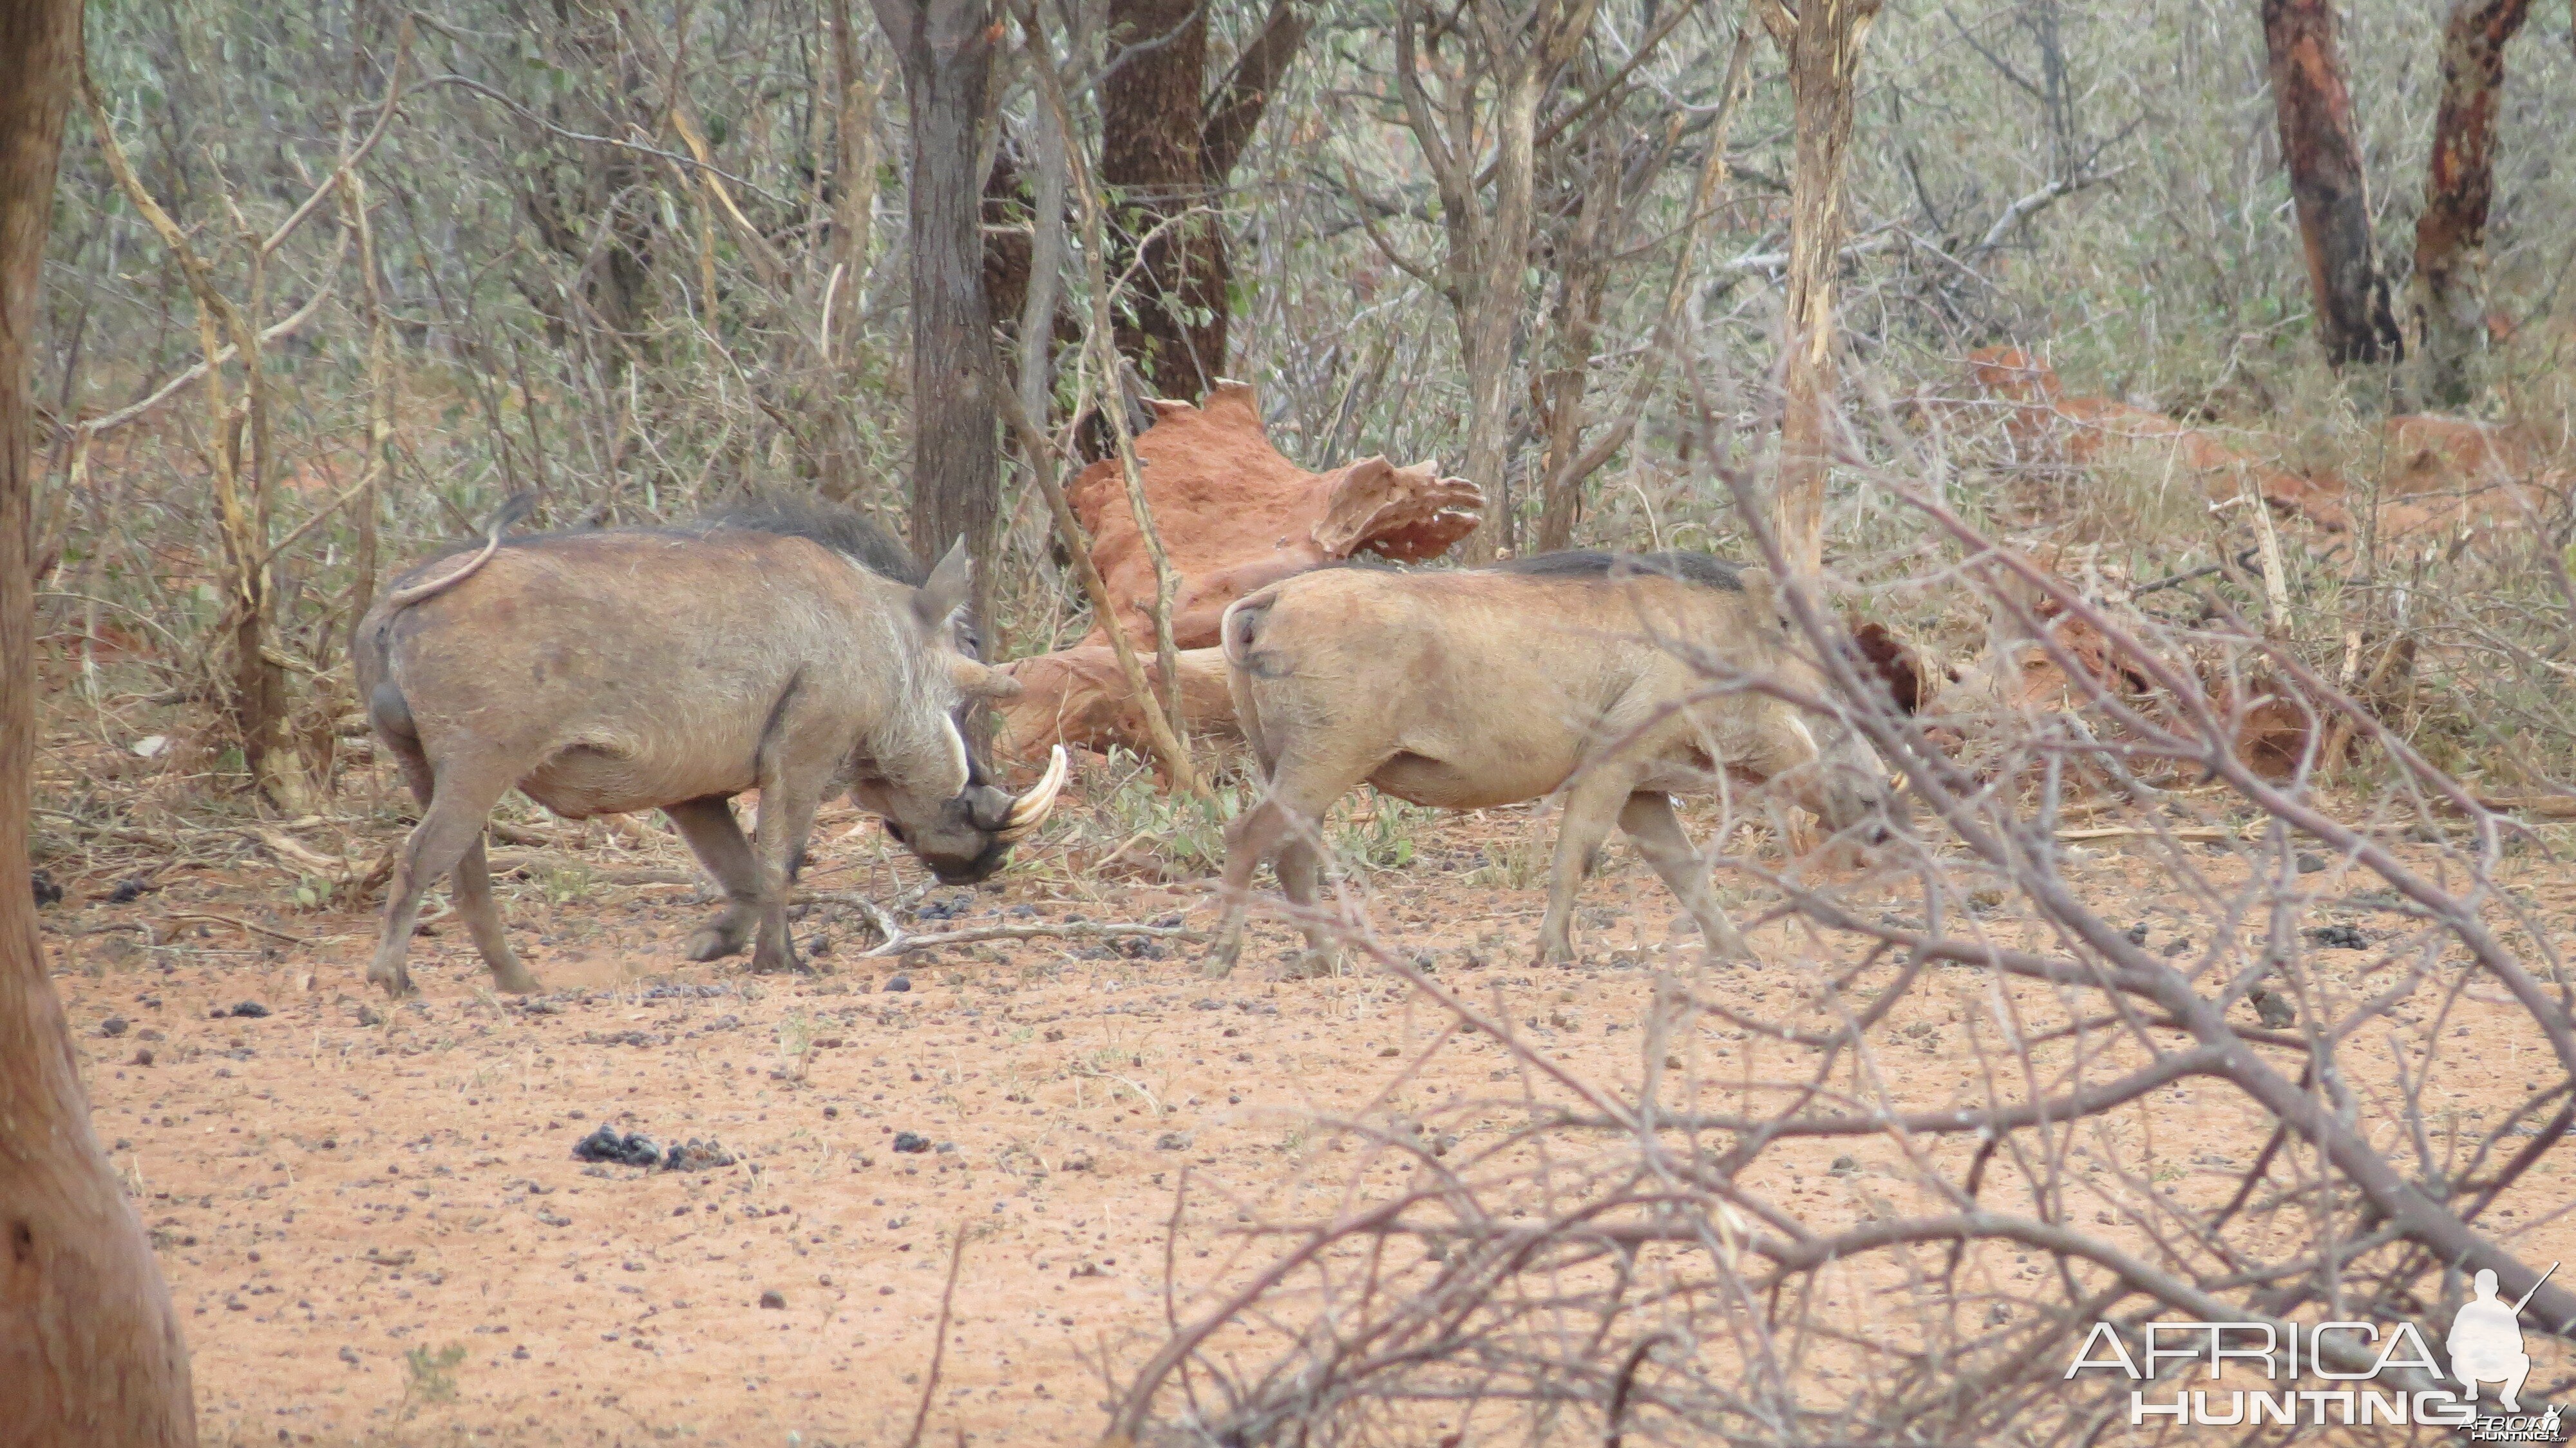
left=881, top=746, right=1070, bottom=884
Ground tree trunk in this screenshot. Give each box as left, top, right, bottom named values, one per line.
left=872, top=0, right=1002, bottom=617
left=2260, top=0, right=2403, bottom=370
left=1457, top=68, right=1544, bottom=564
left=1100, top=0, right=1226, bottom=399
left=2, top=1, right=200, bottom=1440
left=2410, top=0, right=2531, bottom=408
left=1766, top=0, right=1879, bottom=578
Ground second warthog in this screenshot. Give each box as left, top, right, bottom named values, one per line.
left=354, top=504, right=1065, bottom=997
left=1210, top=551, right=1895, bottom=973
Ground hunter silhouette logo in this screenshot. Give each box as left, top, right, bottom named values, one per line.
left=2450, top=1265, right=2551, bottom=1414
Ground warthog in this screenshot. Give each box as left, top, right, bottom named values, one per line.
left=353, top=502, right=1067, bottom=997
left=1209, top=551, right=1894, bottom=973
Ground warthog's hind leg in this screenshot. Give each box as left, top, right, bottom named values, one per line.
left=668, top=797, right=762, bottom=962
left=1209, top=796, right=1294, bottom=978
left=368, top=761, right=513, bottom=998
left=453, top=831, right=541, bottom=993
left=1618, top=791, right=1749, bottom=963
left=1537, top=769, right=1638, bottom=964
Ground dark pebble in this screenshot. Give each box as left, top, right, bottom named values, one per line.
left=2295, top=853, right=2325, bottom=873
left=132, top=1049, right=154, bottom=1067
left=228, top=1002, right=270, bottom=1018
left=884, top=975, right=911, bottom=993
left=106, top=878, right=155, bottom=904
left=759, top=1290, right=786, bottom=1310
left=99, top=1016, right=129, bottom=1038
left=892, top=1131, right=931, bottom=1154
left=2304, top=924, right=2369, bottom=951
left=30, top=871, right=61, bottom=907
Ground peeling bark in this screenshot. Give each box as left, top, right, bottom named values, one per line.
left=2410, top=0, right=2532, bottom=407
left=2260, top=0, right=2403, bottom=369
left=1765, top=0, right=1880, bottom=577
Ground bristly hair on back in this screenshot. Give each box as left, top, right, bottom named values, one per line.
left=1490, top=549, right=1744, bottom=591
left=706, top=498, right=924, bottom=584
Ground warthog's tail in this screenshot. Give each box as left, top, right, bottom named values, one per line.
left=383, top=491, right=536, bottom=611
left=1218, top=587, right=1283, bottom=776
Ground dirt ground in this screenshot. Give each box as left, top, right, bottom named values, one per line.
left=36, top=784, right=2576, bottom=1446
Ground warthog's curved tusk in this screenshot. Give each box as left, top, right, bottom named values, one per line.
left=998, top=745, right=1068, bottom=842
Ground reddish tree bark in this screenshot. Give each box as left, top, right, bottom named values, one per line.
left=2410, top=0, right=2532, bottom=406
left=2260, top=0, right=2403, bottom=368
left=1, top=1, right=199, bottom=1441
left=1083, top=0, right=1308, bottom=402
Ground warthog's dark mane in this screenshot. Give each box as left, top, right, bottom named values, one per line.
left=1490, top=549, right=1744, bottom=591
left=432, top=497, right=925, bottom=584
left=701, top=500, right=923, bottom=584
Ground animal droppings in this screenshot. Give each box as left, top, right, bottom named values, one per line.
left=107, top=877, right=155, bottom=904
left=758, top=1290, right=786, bottom=1310
left=891, top=1132, right=931, bottom=1154
left=227, top=1001, right=270, bottom=1018
left=2305, top=924, right=2369, bottom=950
left=884, top=975, right=911, bottom=993
left=572, top=1124, right=664, bottom=1168
left=30, top=870, right=61, bottom=906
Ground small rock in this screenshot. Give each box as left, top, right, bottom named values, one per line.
left=227, top=1001, right=270, bottom=1019
left=2295, top=853, right=2325, bottom=873
left=106, top=877, right=155, bottom=904
left=892, top=1131, right=931, bottom=1154
left=2249, top=987, right=2297, bottom=1029
left=2123, top=922, right=2149, bottom=946
left=1155, top=1132, right=1193, bottom=1151
left=884, top=975, right=912, bottom=993
left=354, top=1005, right=383, bottom=1027
left=758, top=1290, right=786, bottom=1310
left=133, top=1048, right=155, bottom=1067
left=338, top=1346, right=361, bottom=1367
left=99, top=1016, right=129, bottom=1038
left=30, top=871, right=61, bottom=907
left=2304, top=924, right=2369, bottom=951
left=1830, top=1154, right=1857, bottom=1174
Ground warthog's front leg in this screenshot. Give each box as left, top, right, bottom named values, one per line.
left=1538, top=768, right=1639, bottom=965
left=1618, top=791, right=1748, bottom=962
left=667, top=797, right=763, bottom=962
left=748, top=777, right=824, bottom=973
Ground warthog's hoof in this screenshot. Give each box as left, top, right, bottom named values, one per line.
left=1280, top=951, right=1340, bottom=982
left=366, top=965, right=413, bottom=999
left=491, top=964, right=544, bottom=995
left=683, top=928, right=747, bottom=962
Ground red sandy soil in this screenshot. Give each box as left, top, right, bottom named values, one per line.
left=37, top=798, right=2576, bottom=1445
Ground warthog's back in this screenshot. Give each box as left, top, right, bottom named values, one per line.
left=1225, top=562, right=1795, bottom=810
left=361, top=529, right=923, bottom=817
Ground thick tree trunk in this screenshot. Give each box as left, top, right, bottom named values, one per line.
left=2410, top=0, right=2531, bottom=408
left=2260, top=0, right=2403, bottom=370
left=872, top=0, right=1002, bottom=617
left=1457, top=70, right=1544, bottom=564
left=1766, top=0, right=1879, bottom=578
left=2, top=1, right=199, bottom=1440
left=1100, top=0, right=1227, bottom=399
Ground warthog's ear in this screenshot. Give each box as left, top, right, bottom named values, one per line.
left=950, top=655, right=1023, bottom=701
left=914, top=538, right=973, bottom=636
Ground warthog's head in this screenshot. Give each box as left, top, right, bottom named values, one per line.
left=853, top=542, right=1069, bottom=884
left=1735, top=567, right=1905, bottom=843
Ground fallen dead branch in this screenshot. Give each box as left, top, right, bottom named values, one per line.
left=803, top=891, right=1199, bottom=958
